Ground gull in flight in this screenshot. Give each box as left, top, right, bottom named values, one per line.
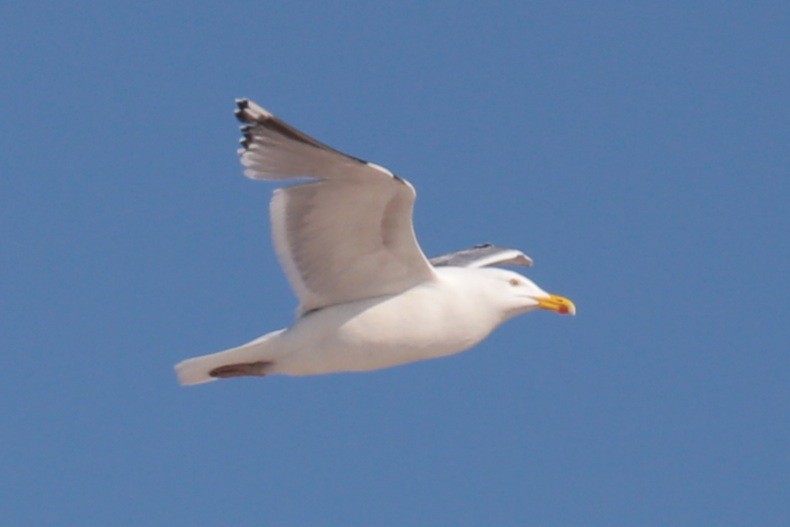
left=175, top=100, right=575, bottom=385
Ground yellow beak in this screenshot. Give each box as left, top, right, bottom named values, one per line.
left=537, top=294, right=576, bottom=315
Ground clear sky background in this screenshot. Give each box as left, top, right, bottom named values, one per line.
left=2, top=2, right=788, bottom=525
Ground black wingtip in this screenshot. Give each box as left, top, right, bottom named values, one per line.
left=239, top=126, right=255, bottom=150
left=233, top=99, right=249, bottom=123
left=234, top=98, right=253, bottom=124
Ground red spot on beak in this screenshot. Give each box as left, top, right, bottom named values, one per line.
left=558, top=305, right=569, bottom=314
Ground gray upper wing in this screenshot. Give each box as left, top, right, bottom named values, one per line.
left=429, top=244, right=533, bottom=268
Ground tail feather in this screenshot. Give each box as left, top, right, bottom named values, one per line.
left=174, top=329, right=284, bottom=386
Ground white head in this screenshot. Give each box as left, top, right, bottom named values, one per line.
left=473, top=267, right=576, bottom=321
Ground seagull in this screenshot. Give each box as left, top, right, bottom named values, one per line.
left=175, top=99, right=575, bottom=385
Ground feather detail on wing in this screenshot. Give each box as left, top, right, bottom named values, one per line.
left=236, top=99, right=436, bottom=314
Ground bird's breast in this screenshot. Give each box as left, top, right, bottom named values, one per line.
left=277, top=278, right=500, bottom=374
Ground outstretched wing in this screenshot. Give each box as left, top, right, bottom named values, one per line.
left=429, top=244, right=533, bottom=268
left=236, top=99, right=436, bottom=314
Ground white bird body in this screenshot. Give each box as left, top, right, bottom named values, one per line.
left=176, top=267, right=541, bottom=384
left=174, top=100, right=574, bottom=385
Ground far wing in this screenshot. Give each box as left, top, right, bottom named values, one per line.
left=235, top=99, right=436, bottom=314
left=429, top=244, right=533, bottom=268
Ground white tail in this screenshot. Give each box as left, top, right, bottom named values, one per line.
left=174, top=329, right=285, bottom=386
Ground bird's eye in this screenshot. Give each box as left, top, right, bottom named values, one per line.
left=508, top=278, right=520, bottom=286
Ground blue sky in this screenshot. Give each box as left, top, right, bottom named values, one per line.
left=2, top=1, right=788, bottom=525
